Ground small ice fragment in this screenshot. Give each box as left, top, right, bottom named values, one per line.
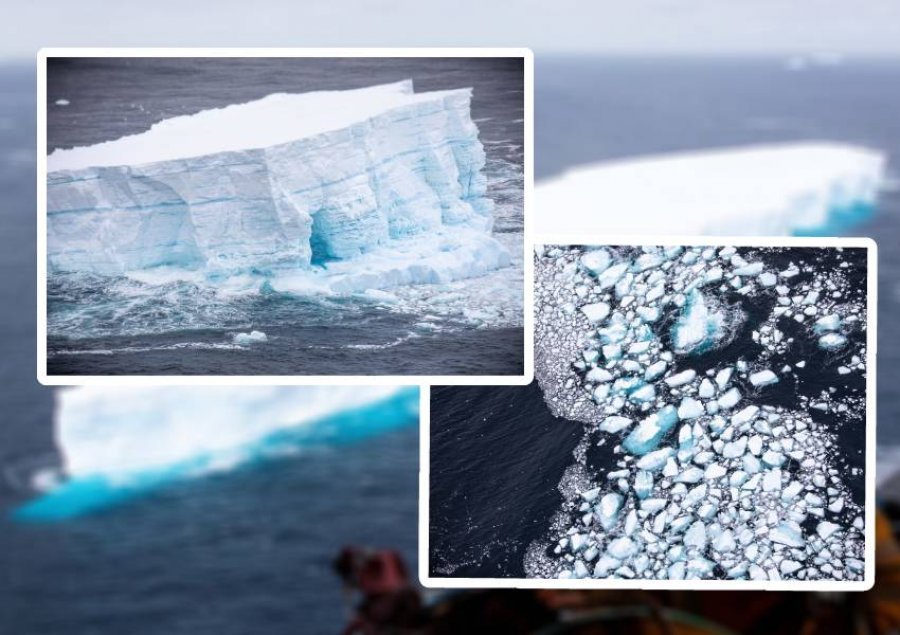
left=749, top=370, right=779, bottom=387
left=665, top=370, right=697, bottom=387
left=233, top=330, right=267, bottom=345
left=818, top=333, right=847, bottom=350
left=581, top=302, right=611, bottom=323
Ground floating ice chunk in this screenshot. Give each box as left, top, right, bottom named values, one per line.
left=677, top=397, right=705, bottom=420
left=698, top=378, right=716, bottom=399
left=704, top=463, right=727, bottom=480
left=762, top=468, right=782, bottom=492
left=581, top=302, right=611, bottom=323
left=634, top=471, right=654, bottom=498
left=758, top=272, right=777, bottom=287
left=644, top=361, right=668, bottom=381
left=814, top=313, right=842, bottom=333
left=607, top=537, right=638, bottom=559
left=675, top=467, right=704, bottom=484
left=630, top=385, right=657, bottom=402
left=683, top=484, right=708, bottom=509
left=817, top=521, right=841, bottom=540
left=749, top=370, right=779, bottom=387
left=731, top=405, right=759, bottom=426
left=718, top=388, right=742, bottom=410
left=55, top=98, right=71, bottom=106
left=632, top=253, right=665, bottom=272
left=597, top=493, right=624, bottom=530
left=715, top=367, right=733, bottom=390
left=671, top=291, right=729, bottom=354
left=722, top=437, right=747, bottom=459
left=598, top=263, right=629, bottom=289
left=636, top=306, right=661, bottom=322
left=713, top=530, right=736, bottom=552
left=587, top=368, right=614, bottom=383
left=733, top=262, right=764, bottom=276
left=665, top=370, right=697, bottom=387
left=770, top=521, right=805, bottom=547
left=818, top=333, right=848, bottom=350
left=684, top=521, right=708, bottom=550
left=581, top=249, right=612, bottom=275
left=598, top=416, right=633, bottom=433
left=781, top=481, right=803, bottom=501
left=637, top=448, right=675, bottom=472
left=573, top=560, right=590, bottom=578
left=623, top=406, right=679, bottom=455
left=233, top=330, right=268, bottom=345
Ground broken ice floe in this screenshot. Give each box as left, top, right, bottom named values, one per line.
left=530, top=244, right=868, bottom=582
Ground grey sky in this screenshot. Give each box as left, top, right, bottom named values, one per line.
left=3, top=0, right=900, bottom=59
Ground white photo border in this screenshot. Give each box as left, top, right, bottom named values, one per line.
left=36, top=47, right=534, bottom=387
left=420, top=234, right=877, bottom=591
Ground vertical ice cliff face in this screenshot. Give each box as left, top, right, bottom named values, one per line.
left=46, top=81, right=499, bottom=281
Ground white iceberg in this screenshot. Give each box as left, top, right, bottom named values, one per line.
left=536, top=143, right=885, bottom=236
left=53, top=385, right=413, bottom=479
left=46, top=80, right=508, bottom=294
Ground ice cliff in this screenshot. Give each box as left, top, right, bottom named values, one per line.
left=536, top=143, right=886, bottom=236
left=46, top=81, right=507, bottom=289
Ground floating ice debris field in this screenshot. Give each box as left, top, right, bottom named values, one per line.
left=15, top=386, right=418, bottom=520
left=536, top=143, right=885, bottom=236
left=532, top=243, right=871, bottom=583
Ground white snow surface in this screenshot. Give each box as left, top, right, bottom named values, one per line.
left=536, top=143, right=885, bottom=235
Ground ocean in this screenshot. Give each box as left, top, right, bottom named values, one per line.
left=1, top=55, right=899, bottom=631
left=44, top=57, right=525, bottom=376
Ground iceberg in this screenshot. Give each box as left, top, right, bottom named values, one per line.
left=15, top=385, right=418, bottom=520
left=46, top=80, right=508, bottom=293
left=536, top=143, right=885, bottom=236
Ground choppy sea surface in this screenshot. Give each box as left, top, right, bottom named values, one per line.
left=44, top=57, right=525, bottom=376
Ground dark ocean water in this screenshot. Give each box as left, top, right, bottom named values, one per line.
left=44, top=57, right=525, bottom=376
left=1, top=56, right=899, bottom=632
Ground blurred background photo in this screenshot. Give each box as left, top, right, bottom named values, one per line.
left=3, top=1, right=900, bottom=633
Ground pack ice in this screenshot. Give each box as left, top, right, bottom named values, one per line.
left=46, top=80, right=508, bottom=292
left=531, top=244, right=869, bottom=582
left=536, top=143, right=885, bottom=236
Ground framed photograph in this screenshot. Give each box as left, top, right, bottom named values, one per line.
left=37, top=48, right=533, bottom=384
left=422, top=236, right=876, bottom=590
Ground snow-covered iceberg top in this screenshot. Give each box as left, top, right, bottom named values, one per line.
left=537, top=143, right=886, bottom=236
left=46, top=80, right=506, bottom=288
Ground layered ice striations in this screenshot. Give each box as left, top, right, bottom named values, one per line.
left=532, top=244, right=869, bottom=582
left=46, top=80, right=506, bottom=290
left=536, top=143, right=886, bottom=236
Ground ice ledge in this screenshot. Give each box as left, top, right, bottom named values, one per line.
left=537, top=142, right=886, bottom=236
